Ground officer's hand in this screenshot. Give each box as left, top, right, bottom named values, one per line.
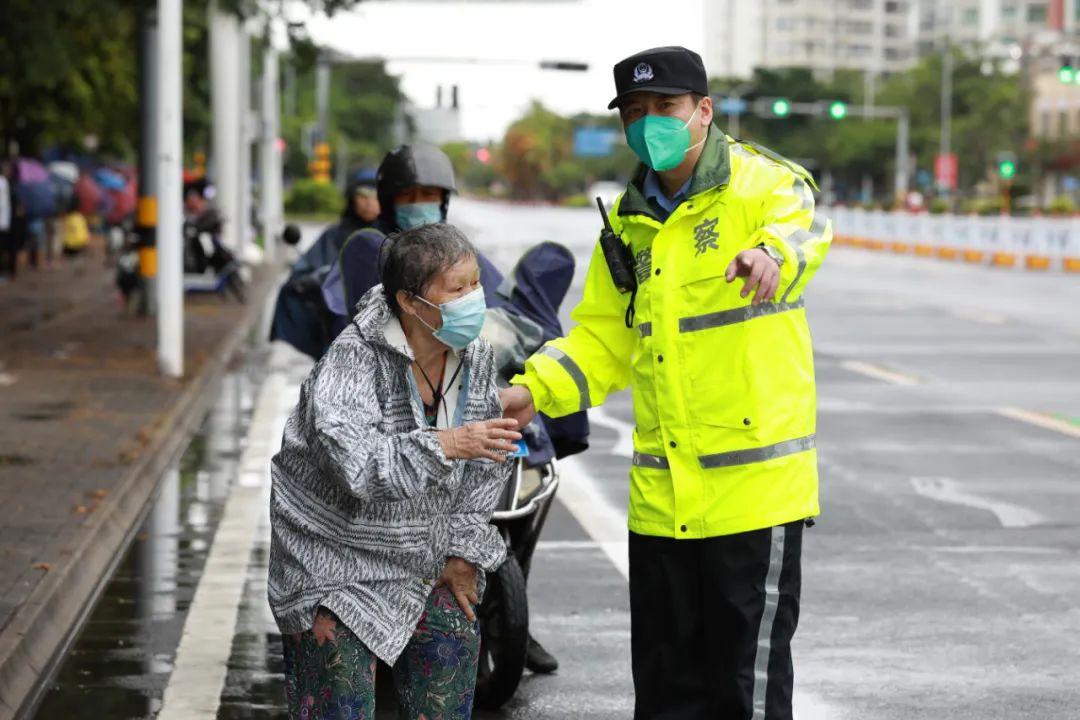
left=500, top=385, right=537, bottom=430
left=725, top=248, right=780, bottom=305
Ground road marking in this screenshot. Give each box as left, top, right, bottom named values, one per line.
left=840, top=360, right=919, bottom=386
left=949, top=307, right=1008, bottom=325
left=921, top=545, right=1066, bottom=555
left=910, top=476, right=1046, bottom=528
left=555, top=454, right=840, bottom=720
left=536, top=539, right=604, bottom=550
left=586, top=405, right=634, bottom=458
left=997, top=406, right=1080, bottom=440
left=554, top=455, right=630, bottom=579
left=157, top=354, right=289, bottom=720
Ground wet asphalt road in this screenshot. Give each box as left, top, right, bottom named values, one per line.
left=36, top=200, right=1080, bottom=719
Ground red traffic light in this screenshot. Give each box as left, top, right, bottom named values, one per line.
left=476, top=147, right=492, bottom=164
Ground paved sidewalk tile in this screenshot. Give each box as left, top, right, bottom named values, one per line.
left=0, top=242, right=274, bottom=655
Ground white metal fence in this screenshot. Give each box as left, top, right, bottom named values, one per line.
left=827, top=207, right=1080, bottom=272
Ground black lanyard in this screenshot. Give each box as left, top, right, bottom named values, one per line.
left=416, top=352, right=463, bottom=427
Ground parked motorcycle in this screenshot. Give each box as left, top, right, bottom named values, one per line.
left=474, top=457, right=560, bottom=709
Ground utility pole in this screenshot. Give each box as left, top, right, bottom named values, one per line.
left=316, top=57, right=331, bottom=143
left=260, top=43, right=282, bottom=263
left=209, top=2, right=242, bottom=251
left=136, top=7, right=159, bottom=316
left=157, top=0, right=183, bottom=378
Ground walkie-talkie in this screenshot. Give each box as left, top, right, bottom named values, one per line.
left=595, top=197, right=638, bottom=327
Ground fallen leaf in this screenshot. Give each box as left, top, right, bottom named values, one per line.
left=89, top=489, right=108, bottom=499
left=33, top=563, right=51, bottom=571
left=73, top=505, right=89, bottom=515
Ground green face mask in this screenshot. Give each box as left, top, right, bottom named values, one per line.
left=624, top=104, right=705, bottom=172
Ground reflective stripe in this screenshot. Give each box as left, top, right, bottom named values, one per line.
left=632, top=451, right=670, bottom=470
left=537, top=345, right=591, bottom=412
left=698, top=434, right=815, bottom=469
left=751, top=525, right=786, bottom=720
left=679, top=298, right=805, bottom=334
left=638, top=322, right=652, bottom=338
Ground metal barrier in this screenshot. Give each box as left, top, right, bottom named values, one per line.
left=828, top=207, right=1080, bottom=273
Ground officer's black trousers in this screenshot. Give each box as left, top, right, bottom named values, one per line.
left=629, top=520, right=803, bottom=720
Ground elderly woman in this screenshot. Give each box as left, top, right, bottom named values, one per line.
left=269, top=223, right=520, bottom=719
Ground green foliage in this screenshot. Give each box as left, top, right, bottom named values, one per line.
left=929, top=198, right=951, bottom=214
left=499, top=102, right=636, bottom=200
left=1047, top=194, right=1077, bottom=215
left=279, top=57, right=403, bottom=181
left=562, top=193, right=591, bottom=208
left=285, top=178, right=341, bottom=214
left=0, top=0, right=368, bottom=158
left=0, top=0, right=140, bottom=155
left=709, top=54, right=1030, bottom=201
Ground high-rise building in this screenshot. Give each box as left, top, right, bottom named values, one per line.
left=703, top=0, right=915, bottom=79
left=913, top=0, right=1056, bottom=53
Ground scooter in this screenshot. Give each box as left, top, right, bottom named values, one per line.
left=474, top=457, right=560, bottom=710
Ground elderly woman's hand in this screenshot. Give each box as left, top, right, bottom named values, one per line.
left=437, top=419, right=521, bottom=462
left=436, top=556, right=480, bottom=621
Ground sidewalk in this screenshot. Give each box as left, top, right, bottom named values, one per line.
left=0, top=240, right=280, bottom=718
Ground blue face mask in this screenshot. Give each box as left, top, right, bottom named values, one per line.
left=415, top=287, right=486, bottom=350
left=395, top=201, right=443, bottom=230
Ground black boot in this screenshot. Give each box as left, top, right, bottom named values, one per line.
left=525, top=634, right=559, bottom=674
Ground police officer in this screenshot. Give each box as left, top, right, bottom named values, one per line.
left=501, top=46, right=831, bottom=719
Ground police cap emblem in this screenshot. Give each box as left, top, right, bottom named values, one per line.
left=633, top=62, right=654, bottom=83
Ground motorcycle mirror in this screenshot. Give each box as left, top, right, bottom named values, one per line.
left=282, top=224, right=302, bottom=246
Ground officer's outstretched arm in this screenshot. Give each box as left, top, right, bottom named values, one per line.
left=510, top=239, right=636, bottom=419
left=749, top=168, right=832, bottom=304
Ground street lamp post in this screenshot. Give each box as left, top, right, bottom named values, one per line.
left=157, top=0, right=183, bottom=378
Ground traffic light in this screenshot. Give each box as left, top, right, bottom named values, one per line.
left=828, top=100, right=847, bottom=120
left=996, top=152, right=1017, bottom=180
left=770, top=98, right=791, bottom=117
left=309, top=142, right=332, bottom=184
left=1060, top=64, right=1075, bottom=83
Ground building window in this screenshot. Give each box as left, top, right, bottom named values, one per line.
left=1028, top=4, right=1048, bottom=23
left=962, top=8, right=979, bottom=25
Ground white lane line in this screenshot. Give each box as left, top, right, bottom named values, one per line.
left=997, top=406, right=1080, bottom=440
left=554, top=455, right=839, bottom=720
left=839, top=359, right=919, bottom=386
left=157, top=360, right=288, bottom=720
left=948, top=307, right=1008, bottom=325
left=554, top=455, right=630, bottom=580
left=586, top=405, right=634, bottom=458
left=910, top=476, right=1046, bottom=528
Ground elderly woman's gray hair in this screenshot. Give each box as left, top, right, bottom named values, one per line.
left=381, top=223, right=478, bottom=315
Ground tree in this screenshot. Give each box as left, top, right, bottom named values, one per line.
left=0, top=0, right=369, bottom=159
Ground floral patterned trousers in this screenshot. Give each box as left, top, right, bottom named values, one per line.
left=282, top=585, right=480, bottom=720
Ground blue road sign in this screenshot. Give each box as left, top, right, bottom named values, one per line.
left=717, top=97, right=748, bottom=114
left=573, top=127, right=621, bottom=158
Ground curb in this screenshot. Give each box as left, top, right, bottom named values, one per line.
left=0, top=267, right=283, bottom=720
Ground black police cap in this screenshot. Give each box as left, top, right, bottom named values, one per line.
left=608, top=46, right=708, bottom=110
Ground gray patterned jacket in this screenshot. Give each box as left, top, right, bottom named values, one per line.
left=268, top=286, right=511, bottom=664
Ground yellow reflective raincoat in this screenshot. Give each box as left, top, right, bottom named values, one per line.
left=512, top=127, right=831, bottom=539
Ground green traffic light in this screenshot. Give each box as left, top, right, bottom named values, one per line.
left=1060, top=65, right=1075, bottom=83
left=829, top=101, right=847, bottom=120
left=772, top=98, right=791, bottom=117
left=999, top=160, right=1017, bottom=179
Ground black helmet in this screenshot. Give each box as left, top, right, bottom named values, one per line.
left=376, top=144, right=457, bottom=229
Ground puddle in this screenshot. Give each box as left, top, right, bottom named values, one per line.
left=32, top=346, right=269, bottom=719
